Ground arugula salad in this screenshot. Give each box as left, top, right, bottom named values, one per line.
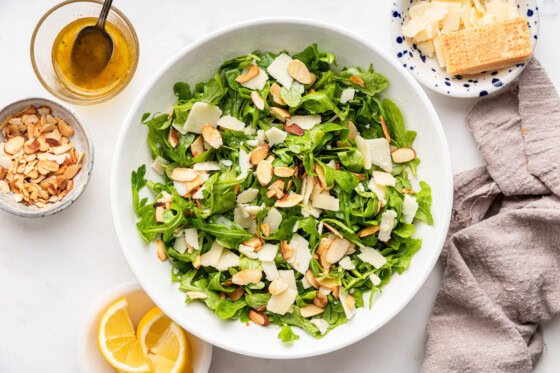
left=131, top=43, right=433, bottom=342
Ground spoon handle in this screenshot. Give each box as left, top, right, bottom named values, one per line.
left=96, top=0, right=114, bottom=30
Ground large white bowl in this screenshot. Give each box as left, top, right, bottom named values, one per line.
left=111, top=18, right=453, bottom=359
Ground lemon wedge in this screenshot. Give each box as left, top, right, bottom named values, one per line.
left=97, top=298, right=151, bottom=372
left=137, top=306, right=191, bottom=373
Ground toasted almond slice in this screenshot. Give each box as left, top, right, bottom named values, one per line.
left=347, top=121, right=358, bottom=140
left=351, top=172, right=366, bottom=181
left=156, top=240, right=167, bottom=261
left=236, top=64, right=260, bottom=83
left=283, top=123, right=304, bottom=136
left=201, top=125, right=223, bottom=149
left=39, top=160, right=59, bottom=173
left=305, top=270, right=320, bottom=289
left=314, top=292, right=328, bottom=308
left=23, top=139, right=40, bottom=155
left=0, top=180, right=9, bottom=194
left=326, top=238, right=351, bottom=264
left=51, top=144, right=73, bottom=155
left=401, top=188, right=415, bottom=194
left=4, top=136, right=24, bottom=155
left=314, top=164, right=332, bottom=191
left=268, top=179, right=285, bottom=194
left=260, top=223, right=271, bottom=237
left=22, top=114, right=38, bottom=125
left=155, top=206, right=165, bottom=222
left=391, top=147, right=417, bottom=163
left=323, top=222, right=343, bottom=239
left=256, top=160, right=273, bottom=186
left=226, top=286, right=243, bottom=301
left=63, top=164, right=81, bottom=179
left=186, top=291, right=208, bottom=299
left=308, top=72, right=317, bottom=86
left=375, top=199, right=383, bottom=216
left=275, top=193, right=303, bottom=208
left=288, top=59, right=314, bottom=84
left=273, top=167, right=294, bottom=178
left=21, top=106, right=37, bottom=115
left=186, top=174, right=205, bottom=193
left=270, top=107, right=291, bottom=122
left=8, top=117, right=22, bottom=126
left=345, top=294, right=356, bottom=311
left=250, top=91, right=265, bottom=110
left=170, top=167, right=198, bottom=182
left=379, top=115, right=391, bottom=143
left=55, top=118, right=74, bottom=137
left=190, top=135, right=205, bottom=157
left=266, top=189, right=278, bottom=198
left=269, top=278, right=288, bottom=295
left=350, top=76, right=365, bottom=88
left=37, top=106, right=51, bottom=116
left=358, top=225, right=380, bottom=238
left=270, top=83, right=286, bottom=105
left=243, top=237, right=263, bottom=251
left=248, top=310, right=270, bottom=326
left=250, top=144, right=269, bottom=166
left=232, top=269, right=262, bottom=285
left=168, top=127, right=180, bottom=148
left=300, top=304, right=325, bottom=318
left=281, top=240, right=294, bottom=260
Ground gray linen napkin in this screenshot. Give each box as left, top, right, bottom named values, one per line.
left=422, top=59, right=560, bottom=373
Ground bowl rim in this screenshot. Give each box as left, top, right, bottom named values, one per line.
left=111, top=17, right=453, bottom=359
left=30, top=0, right=140, bottom=106
left=0, top=97, right=94, bottom=217
left=389, top=0, right=540, bottom=98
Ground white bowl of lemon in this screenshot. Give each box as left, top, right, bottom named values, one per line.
left=77, top=281, right=212, bottom=373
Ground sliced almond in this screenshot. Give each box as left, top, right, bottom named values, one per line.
left=283, top=122, right=304, bottom=136
left=201, top=125, right=223, bottom=149
left=347, top=121, right=358, bottom=140
left=379, top=115, right=391, bottom=143
left=22, top=114, right=38, bottom=125
left=358, top=225, right=380, bottom=237
left=280, top=240, right=294, bottom=260
left=270, top=107, right=291, bottom=122
left=269, top=278, right=288, bottom=295
left=243, top=237, right=263, bottom=251
left=351, top=172, right=366, bottom=181
left=236, top=64, right=260, bottom=83
left=260, top=223, right=271, bottom=237
left=250, top=91, right=265, bottom=111
left=0, top=180, right=9, bottom=194
left=270, top=83, right=286, bottom=105
left=300, top=304, right=325, bottom=318
left=323, top=222, right=343, bottom=239
left=226, top=286, right=244, bottom=301
left=250, top=144, right=269, bottom=166
left=345, top=294, right=356, bottom=311
left=21, top=106, right=37, bottom=115
left=155, top=205, right=165, bottom=223
left=39, top=160, right=59, bottom=173
left=305, top=270, right=320, bottom=289
left=391, top=147, right=416, bottom=163
left=349, top=76, right=365, bottom=88
left=51, top=144, right=73, bottom=155
left=186, top=291, right=208, bottom=299
left=156, top=240, right=167, bottom=261
left=168, top=128, right=180, bottom=148
left=275, top=193, right=303, bottom=208
left=63, top=164, right=81, bottom=179
left=401, top=188, right=416, bottom=194
left=376, top=200, right=383, bottom=215
left=317, top=238, right=333, bottom=269
left=4, top=136, right=24, bottom=155
left=37, top=106, right=51, bottom=116
left=24, top=139, right=40, bottom=154
left=186, top=174, right=205, bottom=193
left=268, top=179, right=285, bottom=198
left=314, top=164, right=332, bottom=191
left=56, top=118, right=74, bottom=137
left=191, top=135, right=205, bottom=157
left=326, top=238, right=351, bottom=264
left=170, top=167, right=198, bottom=182
left=256, top=160, right=273, bottom=186
left=313, top=292, right=328, bottom=308
left=232, top=269, right=262, bottom=285
left=248, top=310, right=270, bottom=326
left=192, top=253, right=201, bottom=269
left=288, top=59, right=314, bottom=84
left=273, top=167, right=294, bottom=178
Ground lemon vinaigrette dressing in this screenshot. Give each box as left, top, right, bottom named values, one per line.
left=52, top=17, right=134, bottom=96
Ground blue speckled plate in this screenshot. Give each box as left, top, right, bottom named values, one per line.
left=390, top=0, right=539, bottom=97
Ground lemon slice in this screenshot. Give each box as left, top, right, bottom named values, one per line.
left=137, top=306, right=190, bottom=373
left=97, top=298, right=151, bottom=372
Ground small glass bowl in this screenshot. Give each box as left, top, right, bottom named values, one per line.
left=30, top=0, right=139, bottom=105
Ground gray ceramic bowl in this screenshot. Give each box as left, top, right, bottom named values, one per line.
left=0, top=98, right=94, bottom=217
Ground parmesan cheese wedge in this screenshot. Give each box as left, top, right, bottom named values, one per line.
left=183, top=102, right=222, bottom=134
left=237, top=188, right=259, bottom=203
left=257, top=243, right=279, bottom=262
left=240, top=66, right=269, bottom=90
left=216, top=249, right=240, bottom=271
left=378, top=210, right=397, bottom=242
left=286, top=234, right=312, bottom=274
left=217, top=115, right=245, bottom=131
left=358, top=247, right=387, bottom=269
left=262, top=261, right=279, bottom=281
left=267, top=53, right=294, bottom=89
left=286, top=115, right=321, bottom=130
left=402, top=194, right=419, bottom=224
left=263, top=208, right=282, bottom=234
left=200, top=241, right=223, bottom=268
left=264, top=127, right=288, bottom=147
left=184, top=228, right=199, bottom=251
left=340, top=88, right=355, bottom=104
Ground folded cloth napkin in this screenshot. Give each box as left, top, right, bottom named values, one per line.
left=422, top=59, right=560, bottom=373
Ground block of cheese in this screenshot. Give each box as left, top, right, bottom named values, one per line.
left=442, top=17, right=532, bottom=75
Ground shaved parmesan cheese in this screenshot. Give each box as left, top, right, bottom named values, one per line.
left=200, top=242, right=223, bottom=268
left=433, top=36, right=447, bottom=68
left=402, top=194, right=419, bottom=224
left=367, top=179, right=386, bottom=205
left=340, top=88, right=355, bottom=104
left=267, top=287, right=297, bottom=315
left=265, top=127, right=288, bottom=147
left=339, top=256, right=355, bottom=270
left=240, top=67, right=269, bottom=90
left=184, top=228, right=199, bottom=251
left=263, top=208, right=282, bottom=234
left=258, top=243, right=279, bottom=262
left=409, top=1, right=432, bottom=19
left=319, top=287, right=332, bottom=295
left=286, top=234, right=311, bottom=274
left=302, top=175, right=314, bottom=205
left=339, top=290, right=356, bottom=320
left=368, top=138, right=392, bottom=172
left=249, top=219, right=257, bottom=235
left=257, top=129, right=267, bottom=144
left=417, top=40, right=436, bottom=58
left=441, top=2, right=461, bottom=32
left=151, top=156, right=169, bottom=175
left=317, top=221, right=323, bottom=234
left=356, top=136, right=372, bottom=170
left=173, top=232, right=187, bottom=254
left=372, top=171, right=396, bottom=187
left=216, top=249, right=240, bottom=271
left=311, top=193, right=339, bottom=211
left=302, top=205, right=322, bottom=219
left=192, top=185, right=206, bottom=199
left=183, top=102, right=222, bottom=134
left=286, top=115, right=321, bottom=130
left=278, top=270, right=297, bottom=290
left=243, top=127, right=256, bottom=135
left=237, top=188, right=259, bottom=203
left=220, top=159, right=233, bottom=167
left=358, top=247, right=387, bottom=269
left=507, top=0, right=519, bottom=19
left=311, top=319, right=329, bottom=335
left=234, top=207, right=252, bottom=228
left=239, top=244, right=258, bottom=259
left=310, top=183, right=323, bottom=204
left=173, top=181, right=188, bottom=197
left=262, top=261, right=279, bottom=281
left=244, top=204, right=263, bottom=216
left=369, top=273, right=381, bottom=286
left=217, top=115, right=245, bottom=131
left=293, top=220, right=300, bottom=233
left=193, top=161, right=220, bottom=171
left=301, top=275, right=312, bottom=289
left=378, top=210, right=397, bottom=242
left=267, top=53, right=294, bottom=89
left=237, top=148, right=251, bottom=180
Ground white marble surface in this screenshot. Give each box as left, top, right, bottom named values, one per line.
left=0, top=1, right=559, bottom=372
